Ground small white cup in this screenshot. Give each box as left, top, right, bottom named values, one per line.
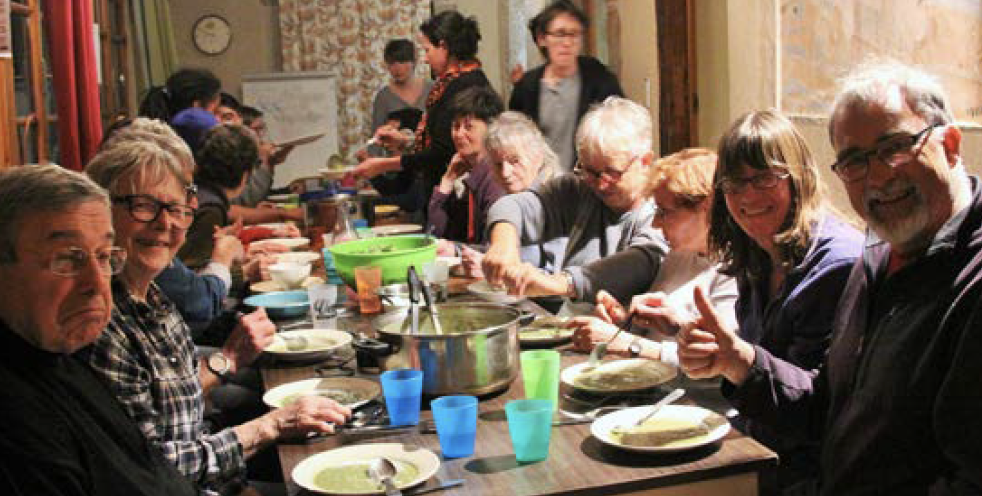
left=268, top=262, right=312, bottom=289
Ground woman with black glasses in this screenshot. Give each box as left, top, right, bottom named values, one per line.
left=686, top=109, right=864, bottom=495
left=82, top=130, right=350, bottom=496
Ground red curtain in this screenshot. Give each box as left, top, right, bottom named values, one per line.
left=42, top=0, right=102, bottom=171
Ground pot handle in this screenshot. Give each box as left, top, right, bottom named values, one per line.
left=353, top=336, right=393, bottom=356
left=518, top=311, right=537, bottom=327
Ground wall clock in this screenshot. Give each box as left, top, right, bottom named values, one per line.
left=192, top=14, right=232, bottom=56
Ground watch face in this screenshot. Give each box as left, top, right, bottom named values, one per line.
left=208, top=353, right=231, bottom=375
left=193, top=15, right=231, bottom=55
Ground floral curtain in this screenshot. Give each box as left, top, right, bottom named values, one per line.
left=279, top=0, right=430, bottom=159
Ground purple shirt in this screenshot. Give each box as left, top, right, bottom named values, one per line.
left=427, top=154, right=504, bottom=244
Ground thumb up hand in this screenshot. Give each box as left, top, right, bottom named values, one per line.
left=678, top=286, right=755, bottom=384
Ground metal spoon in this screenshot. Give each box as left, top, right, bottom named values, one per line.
left=632, top=388, right=686, bottom=427
left=367, top=457, right=402, bottom=496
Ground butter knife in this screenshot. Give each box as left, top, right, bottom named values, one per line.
left=405, top=479, right=465, bottom=495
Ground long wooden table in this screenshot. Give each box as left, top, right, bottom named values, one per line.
left=261, top=293, right=776, bottom=495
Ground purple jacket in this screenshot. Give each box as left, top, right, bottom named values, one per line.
left=729, top=178, right=982, bottom=495
left=725, top=213, right=863, bottom=489
left=427, top=155, right=504, bottom=245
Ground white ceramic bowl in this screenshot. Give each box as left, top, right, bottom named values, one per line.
left=256, top=237, right=310, bottom=251
left=269, top=262, right=312, bottom=290
left=274, top=251, right=322, bottom=265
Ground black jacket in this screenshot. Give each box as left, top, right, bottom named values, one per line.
left=508, top=55, right=623, bottom=153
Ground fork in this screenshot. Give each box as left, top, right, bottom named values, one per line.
left=585, top=312, right=637, bottom=370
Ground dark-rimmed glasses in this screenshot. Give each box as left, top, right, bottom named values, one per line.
left=112, top=194, right=197, bottom=229
left=48, top=246, right=127, bottom=277
left=831, top=124, right=939, bottom=183
left=574, top=154, right=641, bottom=184
left=545, top=29, right=583, bottom=40
left=716, top=169, right=791, bottom=195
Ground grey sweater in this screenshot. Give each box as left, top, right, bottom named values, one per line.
left=486, top=174, right=667, bottom=301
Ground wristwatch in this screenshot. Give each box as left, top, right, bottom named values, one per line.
left=206, top=352, right=233, bottom=382
left=628, top=337, right=643, bottom=358
left=561, top=270, right=576, bottom=297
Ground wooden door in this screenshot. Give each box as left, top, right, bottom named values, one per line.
left=656, top=0, right=696, bottom=155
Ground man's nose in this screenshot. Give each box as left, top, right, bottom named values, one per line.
left=863, top=153, right=898, bottom=189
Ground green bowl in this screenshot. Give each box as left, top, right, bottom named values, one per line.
left=328, top=235, right=437, bottom=287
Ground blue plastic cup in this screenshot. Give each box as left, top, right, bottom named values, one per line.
left=505, top=398, right=553, bottom=463
left=431, top=395, right=478, bottom=458
left=380, top=369, right=423, bottom=426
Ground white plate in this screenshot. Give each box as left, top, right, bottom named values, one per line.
left=263, top=376, right=379, bottom=410
left=319, top=166, right=358, bottom=180
left=436, top=256, right=462, bottom=267
left=263, top=328, right=352, bottom=362
left=250, top=276, right=324, bottom=293
left=256, top=222, right=289, bottom=230
left=274, top=251, right=322, bottom=265
left=371, top=224, right=423, bottom=236
left=519, top=316, right=572, bottom=345
left=267, top=194, right=295, bottom=203
left=591, top=404, right=730, bottom=453
left=467, top=280, right=525, bottom=305
left=253, top=237, right=310, bottom=251
left=561, top=358, right=677, bottom=394
left=292, top=443, right=439, bottom=495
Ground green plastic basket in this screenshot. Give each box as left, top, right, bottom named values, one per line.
left=328, top=235, right=437, bottom=287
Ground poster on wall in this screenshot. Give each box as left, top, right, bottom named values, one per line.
left=0, top=0, right=11, bottom=58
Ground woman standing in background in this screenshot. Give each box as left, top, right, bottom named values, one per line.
left=509, top=0, right=623, bottom=172
left=353, top=11, right=492, bottom=214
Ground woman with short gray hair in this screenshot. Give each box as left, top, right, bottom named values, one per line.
left=484, top=111, right=559, bottom=194
left=82, top=138, right=351, bottom=495
left=483, top=97, right=664, bottom=308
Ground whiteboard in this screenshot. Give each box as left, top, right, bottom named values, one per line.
left=242, top=72, right=338, bottom=187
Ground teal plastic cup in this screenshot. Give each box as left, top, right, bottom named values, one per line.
left=431, top=395, right=478, bottom=458
left=505, top=398, right=553, bottom=463
left=380, top=369, right=423, bottom=426
left=520, top=349, right=560, bottom=410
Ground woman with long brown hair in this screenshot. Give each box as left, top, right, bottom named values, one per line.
left=684, top=109, right=864, bottom=494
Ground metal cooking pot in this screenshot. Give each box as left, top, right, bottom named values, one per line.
left=354, top=303, right=532, bottom=395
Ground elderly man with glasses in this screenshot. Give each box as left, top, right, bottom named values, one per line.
left=0, top=165, right=196, bottom=496
left=679, top=62, right=982, bottom=494
left=483, top=97, right=666, bottom=308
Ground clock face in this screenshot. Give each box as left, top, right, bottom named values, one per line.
left=193, top=15, right=231, bottom=55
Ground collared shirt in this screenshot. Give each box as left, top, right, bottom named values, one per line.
left=83, top=280, right=245, bottom=495
left=729, top=177, right=982, bottom=494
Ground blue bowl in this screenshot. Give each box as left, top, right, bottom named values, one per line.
left=244, top=290, right=310, bottom=320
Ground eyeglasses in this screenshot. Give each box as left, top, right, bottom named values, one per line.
left=716, top=169, right=791, bottom=195
left=112, top=194, right=197, bottom=229
left=831, top=124, right=939, bottom=183
left=545, top=29, right=583, bottom=40
left=48, top=246, right=127, bottom=277
left=574, top=154, right=641, bottom=184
